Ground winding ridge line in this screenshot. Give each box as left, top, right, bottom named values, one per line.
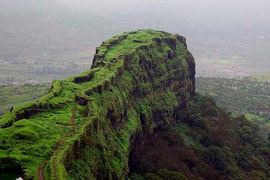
left=38, top=103, right=77, bottom=180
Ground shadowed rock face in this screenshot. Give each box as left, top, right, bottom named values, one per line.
left=0, top=29, right=195, bottom=180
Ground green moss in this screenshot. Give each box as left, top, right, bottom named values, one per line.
left=12, top=129, right=39, bottom=141
left=118, top=109, right=139, bottom=152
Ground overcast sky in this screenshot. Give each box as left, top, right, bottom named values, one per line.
left=55, top=0, right=270, bottom=13
left=54, top=0, right=270, bottom=36
left=0, top=0, right=269, bottom=77
left=1, top=0, right=269, bottom=43
left=54, top=0, right=270, bottom=28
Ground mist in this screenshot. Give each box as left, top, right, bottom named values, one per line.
left=0, top=0, right=270, bottom=86
left=1, top=1, right=270, bottom=179
left=44, top=0, right=270, bottom=40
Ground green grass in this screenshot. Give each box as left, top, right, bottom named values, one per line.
left=0, top=103, right=74, bottom=178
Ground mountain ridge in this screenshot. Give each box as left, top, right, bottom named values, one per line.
left=0, top=29, right=195, bottom=180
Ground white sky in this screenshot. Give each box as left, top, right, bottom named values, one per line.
left=55, top=0, right=270, bottom=12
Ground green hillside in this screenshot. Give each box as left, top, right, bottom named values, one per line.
left=1, top=30, right=270, bottom=180
left=0, top=30, right=195, bottom=180
left=129, top=94, right=270, bottom=180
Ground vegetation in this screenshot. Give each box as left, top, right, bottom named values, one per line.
left=129, top=94, right=270, bottom=180
left=1, top=29, right=269, bottom=180
left=0, top=84, right=50, bottom=117
left=0, top=30, right=195, bottom=180
left=1, top=1, right=270, bottom=180
left=249, top=74, right=270, bottom=82
left=196, top=77, right=270, bottom=127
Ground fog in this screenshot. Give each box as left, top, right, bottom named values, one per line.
left=0, top=0, right=269, bottom=86
left=56, top=0, right=269, bottom=12
left=55, top=0, right=270, bottom=22
left=55, top=0, right=270, bottom=30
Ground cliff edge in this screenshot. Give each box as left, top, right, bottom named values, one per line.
left=0, top=30, right=195, bottom=180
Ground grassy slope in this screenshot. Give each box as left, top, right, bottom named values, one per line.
left=0, top=30, right=193, bottom=180
left=51, top=30, right=192, bottom=180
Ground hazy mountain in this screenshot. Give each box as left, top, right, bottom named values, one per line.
left=0, top=0, right=115, bottom=60
left=0, top=0, right=269, bottom=82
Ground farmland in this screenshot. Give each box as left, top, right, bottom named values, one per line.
left=0, top=84, right=50, bottom=116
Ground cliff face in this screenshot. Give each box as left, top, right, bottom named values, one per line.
left=0, top=30, right=195, bottom=180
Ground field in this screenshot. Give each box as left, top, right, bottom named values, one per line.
left=190, top=39, right=270, bottom=78
left=196, top=77, right=270, bottom=128
left=0, top=51, right=93, bottom=86
left=0, top=85, right=50, bottom=116
left=249, top=74, right=270, bottom=82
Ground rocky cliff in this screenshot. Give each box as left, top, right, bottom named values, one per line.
left=0, top=29, right=195, bottom=180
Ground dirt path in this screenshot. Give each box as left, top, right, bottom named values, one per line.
left=38, top=103, right=77, bottom=180
left=38, top=160, right=48, bottom=180
left=71, top=104, right=77, bottom=130
left=58, top=104, right=77, bottom=128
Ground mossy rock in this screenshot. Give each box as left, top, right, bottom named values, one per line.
left=12, top=129, right=39, bottom=141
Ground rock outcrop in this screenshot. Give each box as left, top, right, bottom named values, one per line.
left=0, top=29, right=195, bottom=180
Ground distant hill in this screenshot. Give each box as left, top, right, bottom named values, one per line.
left=0, top=0, right=119, bottom=85
left=0, top=0, right=270, bottom=84
left=0, top=0, right=116, bottom=61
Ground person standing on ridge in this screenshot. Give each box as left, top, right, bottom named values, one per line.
left=10, top=106, right=14, bottom=113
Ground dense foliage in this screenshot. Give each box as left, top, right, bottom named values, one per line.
left=129, top=94, right=270, bottom=180
left=196, top=77, right=270, bottom=126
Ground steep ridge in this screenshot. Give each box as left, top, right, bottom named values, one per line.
left=0, top=30, right=195, bottom=180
